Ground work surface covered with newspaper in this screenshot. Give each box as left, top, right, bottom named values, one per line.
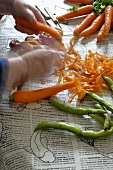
left=0, top=0, right=113, bottom=170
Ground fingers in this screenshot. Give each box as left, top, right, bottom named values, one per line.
left=14, top=8, right=46, bottom=35
left=21, top=48, right=64, bottom=78
left=18, top=7, right=46, bottom=25
left=12, top=0, right=46, bottom=34
left=33, top=8, right=46, bottom=24
left=27, top=6, right=46, bottom=24
left=15, top=24, right=35, bottom=35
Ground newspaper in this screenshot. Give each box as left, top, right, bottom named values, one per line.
left=0, top=0, right=113, bottom=169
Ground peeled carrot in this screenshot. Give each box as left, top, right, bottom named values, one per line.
left=15, top=17, right=62, bottom=40
left=10, top=81, right=76, bottom=103
left=80, top=13, right=105, bottom=37
left=97, top=24, right=105, bottom=42
left=56, top=5, right=93, bottom=21
left=64, top=0, right=93, bottom=5
left=74, top=12, right=98, bottom=35
left=104, top=5, right=113, bottom=36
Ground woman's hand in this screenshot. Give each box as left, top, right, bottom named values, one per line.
left=7, top=47, right=64, bottom=89
left=0, top=0, right=46, bottom=34
left=12, top=0, right=46, bottom=34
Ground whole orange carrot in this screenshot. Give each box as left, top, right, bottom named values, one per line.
left=80, top=13, right=105, bottom=37
left=56, top=5, right=93, bottom=21
left=97, top=23, right=105, bottom=42
left=64, top=0, right=93, bottom=5
left=15, top=17, right=62, bottom=39
left=97, top=6, right=113, bottom=42
left=74, top=12, right=98, bottom=35
left=104, top=5, right=113, bottom=36
left=10, top=81, right=76, bottom=103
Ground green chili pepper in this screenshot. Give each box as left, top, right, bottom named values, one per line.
left=49, top=97, right=106, bottom=115
left=86, top=91, right=113, bottom=112
left=35, top=121, right=113, bottom=138
left=102, top=75, right=113, bottom=91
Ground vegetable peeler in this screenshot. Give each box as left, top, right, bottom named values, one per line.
left=35, top=5, right=62, bottom=29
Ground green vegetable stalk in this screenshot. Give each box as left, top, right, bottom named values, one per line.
left=93, top=0, right=113, bottom=14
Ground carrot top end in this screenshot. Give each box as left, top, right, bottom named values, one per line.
left=93, top=1, right=113, bottom=14
left=9, top=95, right=15, bottom=102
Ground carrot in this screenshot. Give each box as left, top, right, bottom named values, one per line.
left=74, top=12, right=98, bottom=35
left=64, top=0, right=93, bottom=5
left=97, top=23, right=105, bottom=42
left=10, top=80, right=76, bottom=103
left=97, top=6, right=113, bottom=42
left=15, top=17, right=62, bottom=40
left=111, top=19, right=113, bottom=29
left=104, top=5, right=113, bottom=36
left=56, top=5, right=93, bottom=21
left=80, top=13, right=105, bottom=37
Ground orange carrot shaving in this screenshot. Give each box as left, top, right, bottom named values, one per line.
left=26, top=39, right=39, bottom=47
left=56, top=5, right=93, bottom=21
left=58, top=46, right=113, bottom=102
left=78, top=89, right=86, bottom=100
left=11, top=80, right=76, bottom=103
left=15, top=17, right=62, bottom=40
left=68, top=89, right=77, bottom=103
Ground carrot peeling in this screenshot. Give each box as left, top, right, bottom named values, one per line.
left=15, top=17, right=62, bottom=40
left=10, top=80, right=76, bottom=103
left=58, top=45, right=113, bottom=102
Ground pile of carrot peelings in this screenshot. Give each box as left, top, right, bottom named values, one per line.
left=58, top=42, right=113, bottom=102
